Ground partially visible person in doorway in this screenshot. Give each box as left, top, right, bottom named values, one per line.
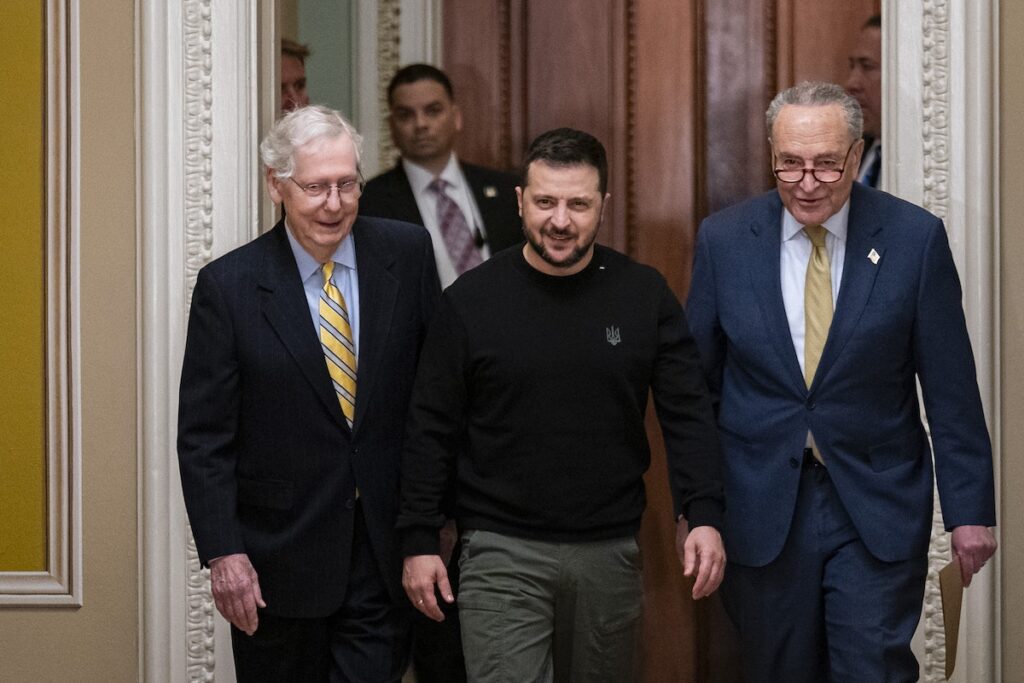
left=281, top=38, right=310, bottom=114
left=360, top=63, right=522, bottom=290
left=845, top=15, right=882, bottom=187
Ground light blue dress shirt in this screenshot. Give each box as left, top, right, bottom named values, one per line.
left=285, top=222, right=360, bottom=362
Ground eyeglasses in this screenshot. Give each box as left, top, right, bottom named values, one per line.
left=772, top=141, right=857, bottom=184
left=289, top=176, right=364, bottom=200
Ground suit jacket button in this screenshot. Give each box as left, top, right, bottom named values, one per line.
left=807, top=401, right=816, bottom=410
left=346, top=498, right=356, bottom=509
left=789, top=457, right=799, bottom=469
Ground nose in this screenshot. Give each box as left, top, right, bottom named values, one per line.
left=282, top=89, right=296, bottom=111
left=324, top=186, right=344, bottom=210
left=845, top=68, right=863, bottom=94
left=414, top=111, right=429, bottom=129
left=551, top=202, right=571, bottom=228
left=798, top=169, right=820, bottom=193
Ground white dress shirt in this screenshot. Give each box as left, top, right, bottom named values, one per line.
left=403, top=153, right=491, bottom=288
left=285, top=221, right=361, bottom=362
left=779, top=201, right=849, bottom=378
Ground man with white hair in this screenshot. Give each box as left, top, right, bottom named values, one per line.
left=178, top=104, right=440, bottom=681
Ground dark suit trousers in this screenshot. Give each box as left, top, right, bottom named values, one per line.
left=230, top=503, right=412, bottom=683
left=411, top=538, right=467, bottom=683
left=721, top=456, right=928, bottom=683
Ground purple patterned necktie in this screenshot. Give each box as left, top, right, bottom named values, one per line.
left=429, top=178, right=483, bottom=274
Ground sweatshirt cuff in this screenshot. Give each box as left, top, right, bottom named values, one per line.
left=400, top=526, right=441, bottom=557
left=679, top=497, right=724, bottom=532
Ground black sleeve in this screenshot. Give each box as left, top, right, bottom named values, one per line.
left=396, top=295, right=470, bottom=556
left=650, top=279, right=725, bottom=529
left=176, top=267, right=247, bottom=564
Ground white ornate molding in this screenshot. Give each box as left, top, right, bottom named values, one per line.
left=376, top=0, right=402, bottom=171
left=139, top=0, right=262, bottom=679
left=886, top=1, right=1001, bottom=681
left=0, top=0, right=82, bottom=608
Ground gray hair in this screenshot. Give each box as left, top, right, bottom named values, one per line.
left=765, top=81, right=863, bottom=141
left=259, top=104, right=363, bottom=179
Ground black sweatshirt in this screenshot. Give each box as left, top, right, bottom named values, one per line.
left=397, top=245, right=723, bottom=556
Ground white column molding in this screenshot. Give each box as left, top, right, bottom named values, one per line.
left=353, top=0, right=441, bottom=179
left=138, top=0, right=262, bottom=679
left=885, top=1, right=1001, bottom=681
left=354, top=0, right=384, bottom=177
left=399, top=0, right=442, bottom=66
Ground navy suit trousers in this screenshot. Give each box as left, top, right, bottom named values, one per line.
left=721, top=459, right=927, bottom=683
left=230, top=503, right=412, bottom=683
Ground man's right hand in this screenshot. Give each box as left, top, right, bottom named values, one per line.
left=209, top=553, right=266, bottom=635
left=403, top=555, right=454, bottom=622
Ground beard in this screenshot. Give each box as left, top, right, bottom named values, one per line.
left=522, top=220, right=601, bottom=272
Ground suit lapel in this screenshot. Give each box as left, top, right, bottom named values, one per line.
left=258, top=223, right=345, bottom=422
left=813, top=186, right=885, bottom=388
left=351, top=218, right=399, bottom=433
left=748, top=194, right=807, bottom=392
left=389, top=165, right=426, bottom=225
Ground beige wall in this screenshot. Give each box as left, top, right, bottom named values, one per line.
left=1001, top=1, right=1024, bottom=680
left=0, top=2, right=139, bottom=680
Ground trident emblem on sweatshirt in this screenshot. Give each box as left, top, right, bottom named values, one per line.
left=606, top=326, right=622, bottom=346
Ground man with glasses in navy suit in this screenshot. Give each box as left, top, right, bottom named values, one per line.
left=686, top=81, right=997, bottom=682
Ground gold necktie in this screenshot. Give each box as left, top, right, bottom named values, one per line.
left=804, top=224, right=833, bottom=388
left=319, top=262, right=357, bottom=427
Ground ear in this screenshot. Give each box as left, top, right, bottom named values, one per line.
left=453, top=105, right=464, bottom=133
left=852, top=137, right=866, bottom=168
left=600, top=193, right=612, bottom=223
left=515, top=186, right=524, bottom=217
left=266, top=167, right=284, bottom=205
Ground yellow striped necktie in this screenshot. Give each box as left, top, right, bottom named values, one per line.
left=803, top=223, right=833, bottom=388
left=319, top=262, right=357, bottom=427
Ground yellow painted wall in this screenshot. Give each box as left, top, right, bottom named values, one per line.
left=0, top=1, right=46, bottom=571
left=0, top=1, right=139, bottom=680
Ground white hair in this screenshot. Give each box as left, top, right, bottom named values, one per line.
left=765, top=81, right=864, bottom=141
left=259, top=104, right=363, bottom=179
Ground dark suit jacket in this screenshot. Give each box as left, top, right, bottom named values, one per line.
left=359, top=161, right=522, bottom=254
left=686, top=183, right=995, bottom=567
left=178, top=217, right=440, bottom=618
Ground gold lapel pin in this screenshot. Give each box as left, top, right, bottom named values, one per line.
left=483, top=186, right=498, bottom=198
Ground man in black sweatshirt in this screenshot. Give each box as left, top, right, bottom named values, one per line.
left=398, top=128, right=725, bottom=682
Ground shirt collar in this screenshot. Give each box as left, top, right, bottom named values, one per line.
left=402, top=152, right=462, bottom=194
left=284, top=219, right=357, bottom=282
left=781, top=198, right=851, bottom=243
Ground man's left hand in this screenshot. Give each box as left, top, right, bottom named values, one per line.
left=676, top=521, right=726, bottom=600
left=951, top=525, right=997, bottom=587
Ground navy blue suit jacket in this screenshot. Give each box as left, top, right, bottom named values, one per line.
left=686, top=184, right=995, bottom=567
left=359, top=161, right=523, bottom=254
left=178, top=218, right=440, bottom=617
